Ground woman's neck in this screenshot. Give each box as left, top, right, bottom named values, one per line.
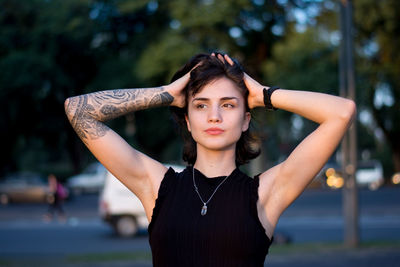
left=194, top=146, right=236, bottom=178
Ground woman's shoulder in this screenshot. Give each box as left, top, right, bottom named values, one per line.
left=234, top=167, right=260, bottom=182
left=156, top=165, right=189, bottom=197
left=162, top=165, right=259, bottom=183
left=161, top=165, right=189, bottom=184
left=164, top=164, right=188, bottom=176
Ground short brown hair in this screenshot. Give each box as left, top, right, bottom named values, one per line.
left=170, top=53, right=260, bottom=166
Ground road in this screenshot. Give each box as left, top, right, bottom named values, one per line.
left=277, top=186, right=400, bottom=243
left=0, top=186, right=399, bottom=266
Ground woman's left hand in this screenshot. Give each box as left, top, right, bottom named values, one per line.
left=213, top=53, right=266, bottom=109
left=243, top=72, right=265, bottom=109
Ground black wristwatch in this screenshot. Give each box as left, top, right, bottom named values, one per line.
left=263, top=86, right=280, bottom=111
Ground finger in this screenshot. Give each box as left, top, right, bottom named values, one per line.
left=217, top=53, right=225, bottom=62
left=211, top=52, right=221, bottom=57
left=224, top=54, right=234, bottom=66
left=190, top=62, right=202, bottom=72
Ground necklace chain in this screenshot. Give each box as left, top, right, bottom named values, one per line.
left=192, top=166, right=232, bottom=216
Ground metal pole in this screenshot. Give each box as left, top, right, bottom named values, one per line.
left=339, top=0, right=359, bottom=248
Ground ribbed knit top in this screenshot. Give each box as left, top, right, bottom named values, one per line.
left=148, top=166, right=273, bottom=267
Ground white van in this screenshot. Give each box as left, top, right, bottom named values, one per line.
left=356, top=160, right=384, bottom=190
left=99, top=164, right=185, bottom=237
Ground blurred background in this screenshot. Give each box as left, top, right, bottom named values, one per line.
left=0, top=0, right=399, bottom=266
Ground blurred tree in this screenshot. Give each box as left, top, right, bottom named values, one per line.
left=262, top=25, right=340, bottom=163
left=263, top=0, right=399, bottom=178
left=136, top=0, right=286, bottom=82
left=0, top=0, right=290, bottom=175
left=4, top=0, right=395, bottom=179
left=0, top=0, right=99, bottom=175
left=353, top=0, right=400, bottom=173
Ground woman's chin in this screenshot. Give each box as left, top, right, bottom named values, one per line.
left=197, top=140, right=237, bottom=152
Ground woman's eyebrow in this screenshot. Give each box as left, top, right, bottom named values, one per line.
left=192, top=97, right=209, bottom=102
left=192, top=96, right=239, bottom=102
left=220, top=97, right=239, bottom=101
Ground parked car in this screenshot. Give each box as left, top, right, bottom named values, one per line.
left=0, top=172, right=52, bottom=205
left=317, top=160, right=384, bottom=190
left=67, top=163, right=107, bottom=195
left=99, top=164, right=185, bottom=237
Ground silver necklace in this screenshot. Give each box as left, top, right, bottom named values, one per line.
left=192, top=166, right=233, bottom=216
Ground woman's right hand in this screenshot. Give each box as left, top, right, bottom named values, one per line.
left=164, top=70, right=191, bottom=108
left=165, top=62, right=203, bottom=108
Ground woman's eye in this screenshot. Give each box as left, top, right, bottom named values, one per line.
left=222, top=103, right=234, bottom=108
left=196, top=104, right=206, bottom=109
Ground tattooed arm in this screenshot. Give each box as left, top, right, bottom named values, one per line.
left=65, top=87, right=173, bottom=143
left=64, top=73, right=189, bottom=222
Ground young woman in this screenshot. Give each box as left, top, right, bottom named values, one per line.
left=64, top=53, right=356, bottom=266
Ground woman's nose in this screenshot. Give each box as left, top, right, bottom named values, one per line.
left=208, top=106, right=222, bottom=123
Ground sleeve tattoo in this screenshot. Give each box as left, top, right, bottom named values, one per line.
left=65, top=87, right=174, bottom=142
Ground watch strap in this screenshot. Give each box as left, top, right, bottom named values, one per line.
left=263, top=86, right=280, bottom=110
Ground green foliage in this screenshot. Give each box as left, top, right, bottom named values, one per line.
left=260, top=26, right=338, bottom=162
left=0, top=0, right=98, bottom=174
left=353, top=0, right=400, bottom=172
left=263, top=27, right=338, bottom=93
left=263, top=1, right=400, bottom=174
left=136, top=31, right=200, bottom=83
left=1, top=0, right=398, bottom=176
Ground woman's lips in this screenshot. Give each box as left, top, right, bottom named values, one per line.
left=205, top=127, right=225, bottom=135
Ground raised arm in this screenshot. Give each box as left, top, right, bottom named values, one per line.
left=65, top=88, right=173, bottom=142
left=64, top=72, right=188, bottom=220
left=244, top=72, right=356, bottom=235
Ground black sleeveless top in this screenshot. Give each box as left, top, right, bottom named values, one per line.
left=148, top=166, right=273, bottom=267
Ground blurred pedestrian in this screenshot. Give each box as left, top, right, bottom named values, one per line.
left=44, top=174, right=67, bottom=222
left=64, top=52, right=355, bottom=266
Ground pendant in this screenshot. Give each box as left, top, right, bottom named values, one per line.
left=201, top=204, right=207, bottom=216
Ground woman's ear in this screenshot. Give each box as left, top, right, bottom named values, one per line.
left=242, top=112, right=251, bottom=132
left=185, top=114, right=191, bottom=132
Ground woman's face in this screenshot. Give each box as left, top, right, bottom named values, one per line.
left=185, top=77, right=251, bottom=152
